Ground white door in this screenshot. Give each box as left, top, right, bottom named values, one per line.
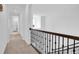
left=32, top=15, right=45, bottom=30
left=12, top=16, right=19, bottom=32
left=32, top=15, right=41, bottom=29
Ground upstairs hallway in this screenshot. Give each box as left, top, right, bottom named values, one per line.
left=4, top=32, right=38, bottom=54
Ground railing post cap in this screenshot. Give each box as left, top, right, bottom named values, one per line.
left=29, top=28, right=32, bottom=30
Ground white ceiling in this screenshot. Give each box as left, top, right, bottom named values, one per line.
left=6, top=4, right=26, bottom=15
left=4, top=4, right=79, bottom=16
left=32, top=4, right=79, bottom=16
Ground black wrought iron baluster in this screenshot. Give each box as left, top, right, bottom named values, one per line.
left=35, top=31, right=37, bottom=47
left=32, top=30, right=34, bottom=44
left=48, top=34, right=51, bottom=54
left=47, top=33, right=48, bottom=54
left=33, top=31, right=35, bottom=47
left=58, top=36, right=60, bottom=54
left=40, top=32, right=43, bottom=53
left=30, top=30, right=32, bottom=44
left=34, top=31, right=37, bottom=48
left=54, top=35, right=56, bottom=54
left=42, top=32, right=45, bottom=53
left=39, top=32, right=41, bottom=50
left=52, top=34, right=53, bottom=54
left=45, top=33, right=47, bottom=54
left=37, top=31, right=39, bottom=50
left=67, top=38, right=69, bottom=54
left=73, top=39, right=75, bottom=54
left=62, top=37, right=64, bottom=54
left=37, top=31, right=38, bottom=44
left=39, top=32, right=41, bottom=51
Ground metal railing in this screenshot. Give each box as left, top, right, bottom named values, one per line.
left=29, top=28, right=79, bottom=54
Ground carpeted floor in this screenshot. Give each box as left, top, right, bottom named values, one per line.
left=4, top=32, right=38, bottom=54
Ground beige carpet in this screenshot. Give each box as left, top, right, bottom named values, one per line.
left=4, top=32, right=38, bottom=54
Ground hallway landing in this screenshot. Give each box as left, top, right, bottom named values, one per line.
left=4, top=32, right=38, bottom=54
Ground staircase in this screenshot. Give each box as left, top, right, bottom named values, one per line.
left=4, top=32, right=38, bottom=54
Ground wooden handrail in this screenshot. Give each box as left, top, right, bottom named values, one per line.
left=29, top=28, right=79, bottom=40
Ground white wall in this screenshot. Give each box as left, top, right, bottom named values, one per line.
left=45, top=5, right=79, bottom=36
left=0, top=5, right=9, bottom=53
left=32, top=4, right=79, bottom=36
left=41, top=16, right=45, bottom=30
left=22, top=4, right=32, bottom=44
